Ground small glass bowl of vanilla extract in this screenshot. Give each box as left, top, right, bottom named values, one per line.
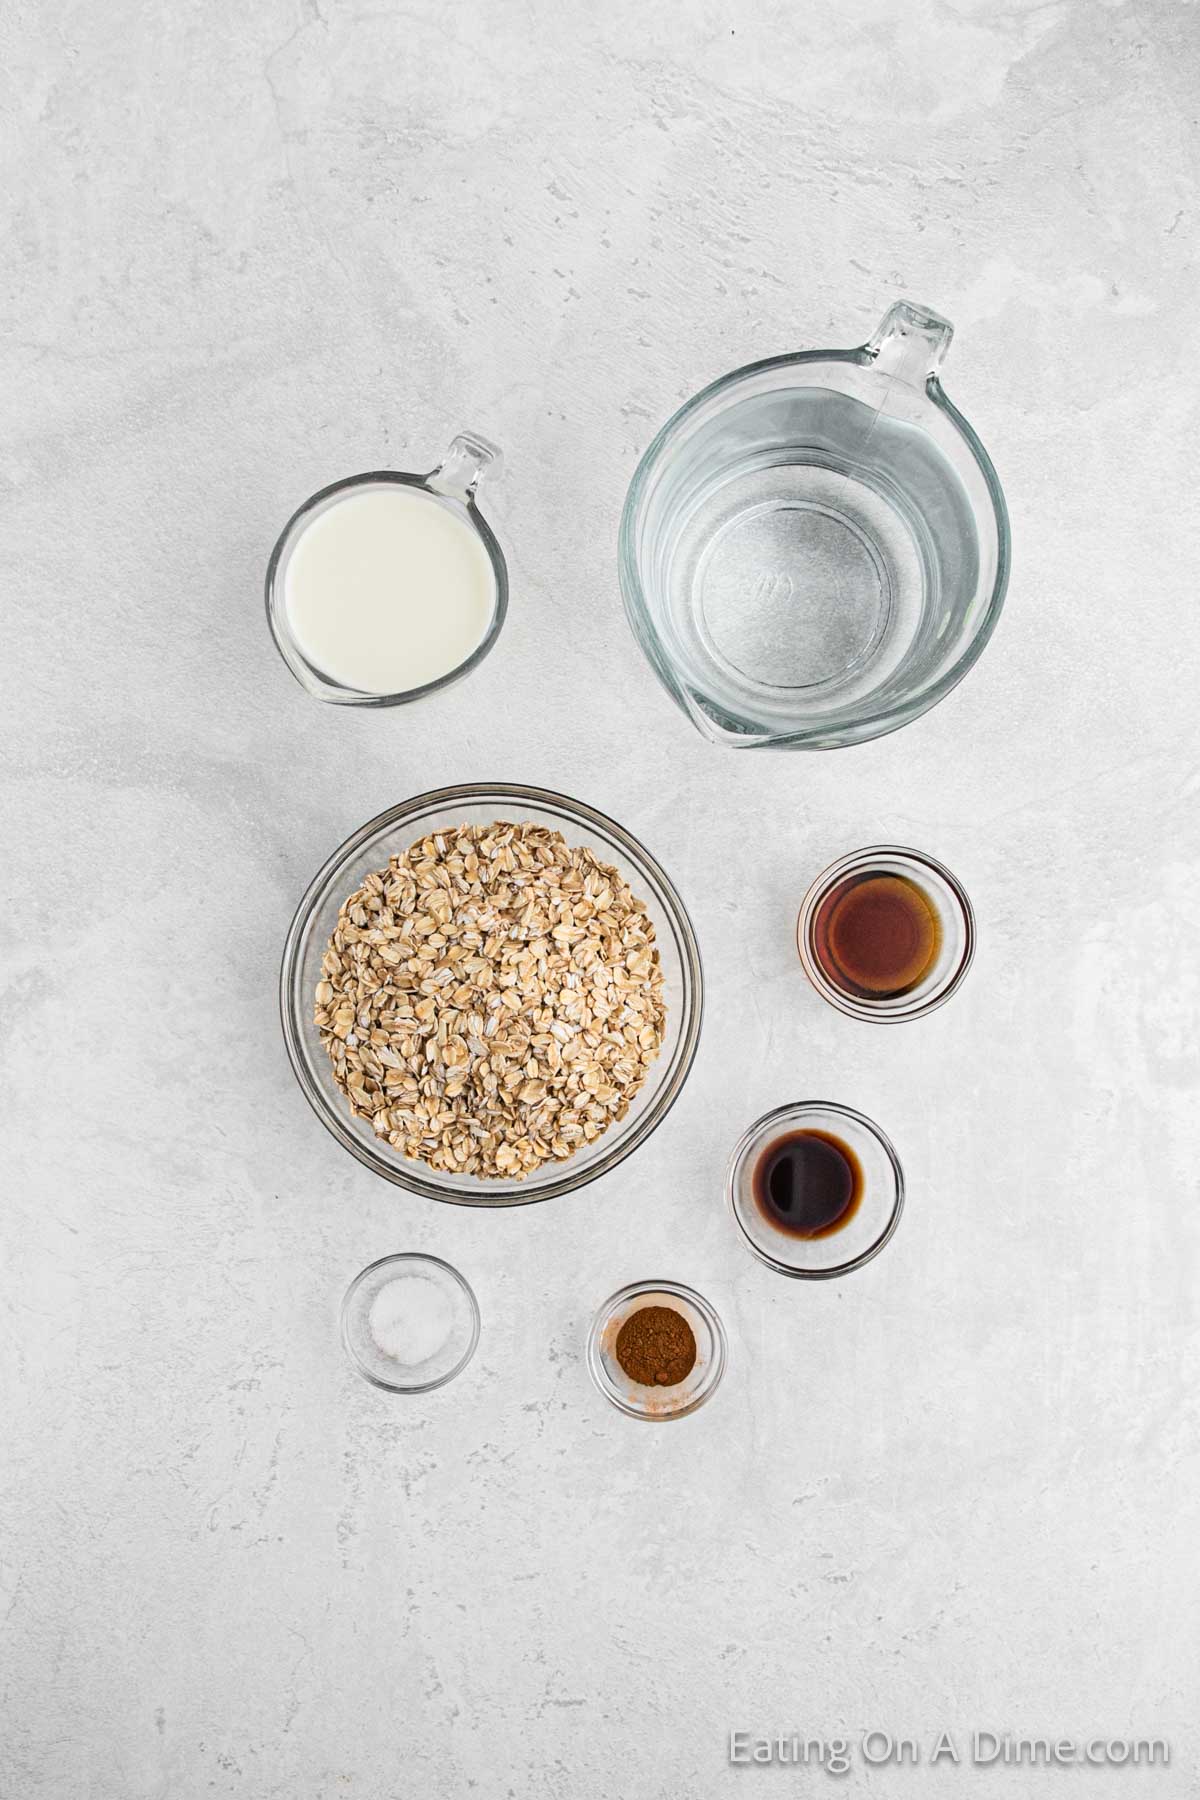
left=728, top=1102, right=904, bottom=1278
left=797, top=845, right=975, bottom=1022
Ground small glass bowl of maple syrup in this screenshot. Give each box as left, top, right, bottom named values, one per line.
left=728, top=1101, right=904, bottom=1279
left=797, top=845, right=975, bottom=1022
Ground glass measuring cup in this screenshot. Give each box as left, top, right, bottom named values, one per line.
left=619, top=302, right=1009, bottom=749
left=266, top=433, right=506, bottom=706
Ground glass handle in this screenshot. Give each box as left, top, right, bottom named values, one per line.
left=425, top=431, right=502, bottom=500
left=866, top=300, right=954, bottom=386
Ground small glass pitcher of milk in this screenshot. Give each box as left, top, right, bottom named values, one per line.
left=266, top=433, right=506, bottom=705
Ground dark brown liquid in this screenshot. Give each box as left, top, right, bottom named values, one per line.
left=812, top=871, right=940, bottom=999
left=752, top=1130, right=863, bottom=1238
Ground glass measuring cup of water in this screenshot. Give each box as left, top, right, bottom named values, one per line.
left=266, top=433, right=506, bottom=706
left=619, top=302, right=1009, bottom=749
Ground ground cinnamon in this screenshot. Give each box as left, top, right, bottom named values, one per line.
left=615, top=1305, right=697, bottom=1386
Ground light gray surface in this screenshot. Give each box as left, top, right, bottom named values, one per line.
left=3, top=3, right=1199, bottom=1796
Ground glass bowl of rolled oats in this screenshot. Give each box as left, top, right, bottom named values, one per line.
left=280, top=784, right=703, bottom=1205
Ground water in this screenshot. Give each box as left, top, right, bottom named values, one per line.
left=643, top=385, right=983, bottom=737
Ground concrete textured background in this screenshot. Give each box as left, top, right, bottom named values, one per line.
left=3, top=1, right=1199, bottom=1795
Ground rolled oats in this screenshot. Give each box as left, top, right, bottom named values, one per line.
left=315, top=822, right=667, bottom=1179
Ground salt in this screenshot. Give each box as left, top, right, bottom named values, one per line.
left=368, top=1276, right=454, bottom=1366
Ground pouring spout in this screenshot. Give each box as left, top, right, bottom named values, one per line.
left=676, top=684, right=779, bottom=750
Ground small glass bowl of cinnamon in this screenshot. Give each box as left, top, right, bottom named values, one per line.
left=797, top=844, right=975, bottom=1022
left=587, top=1280, right=727, bottom=1420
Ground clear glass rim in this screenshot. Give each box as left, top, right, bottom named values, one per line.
left=279, top=783, right=705, bottom=1207
left=340, top=1252, right=480, bottom=1393
left=586, top=1279, right=727, bottom=1420
left=726, top=1100, right=905, bottom=1279
left=796, top=843, right=976, bottom=1021
left=617, top=341, right=1011, bottom=750
left=265, top=469, right=509, bottom=708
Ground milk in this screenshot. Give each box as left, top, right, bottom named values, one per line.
left=283, top=483, right=496, bottom=695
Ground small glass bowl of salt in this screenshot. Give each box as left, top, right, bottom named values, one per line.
left=341, top=1254, right=479, bottom=1394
